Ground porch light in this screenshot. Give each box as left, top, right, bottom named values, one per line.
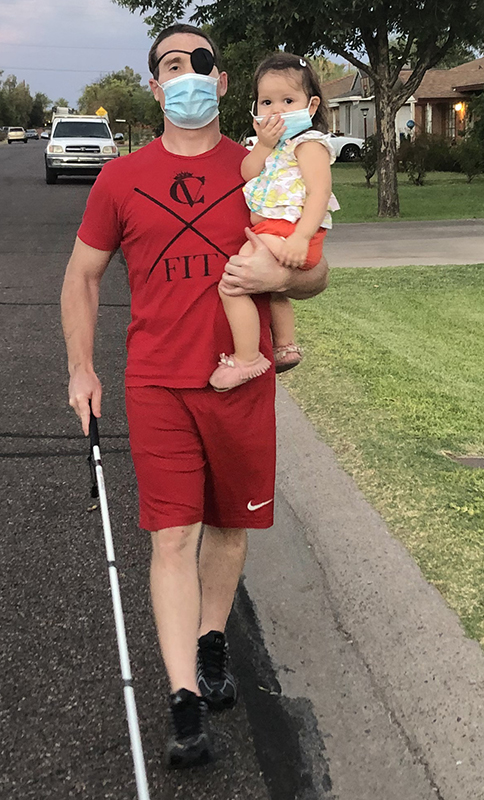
left=454, top=102, right=463, bottom=112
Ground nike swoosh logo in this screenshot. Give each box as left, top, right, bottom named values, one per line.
left=247, top=499, right=273, bottom=511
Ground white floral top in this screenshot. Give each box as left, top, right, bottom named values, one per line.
left=243, top=130, right=340, bottom=228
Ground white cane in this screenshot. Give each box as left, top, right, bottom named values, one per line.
left=88, top=406, right=151, bottom=800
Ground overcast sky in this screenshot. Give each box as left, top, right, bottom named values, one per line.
left=0, top=0, right=158, bottom=105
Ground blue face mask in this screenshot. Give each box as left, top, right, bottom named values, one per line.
left=252, top=98, right=315, bottom=144
left=157, top=73, right=220, bottom=130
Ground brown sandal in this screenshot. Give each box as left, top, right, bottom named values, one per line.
left=273, top=344, right=303, bottom=374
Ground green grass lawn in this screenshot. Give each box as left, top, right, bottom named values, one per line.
left=332, top=163, right=484, bottom=222
left=117, top=144, right=143, bottom=155
left=281, top=263, right=484, bottom=642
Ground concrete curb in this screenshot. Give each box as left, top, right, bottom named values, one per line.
left=245, top=385, right=484, bottom=800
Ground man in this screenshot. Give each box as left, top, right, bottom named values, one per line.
left=61, top=23, right=328, bottom=769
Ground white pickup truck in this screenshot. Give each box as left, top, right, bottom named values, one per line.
left=44, top=114, right=119, bottom=184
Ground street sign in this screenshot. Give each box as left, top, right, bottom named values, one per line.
left=95, top=106, right=108, bottom=117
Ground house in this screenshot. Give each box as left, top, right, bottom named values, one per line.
left=322, top=57, right=484, bottom=142
left=408, top=57, right=484, bottom=138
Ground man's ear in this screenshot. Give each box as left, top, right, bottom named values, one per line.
left=218, top=71, right=228, bottom=98
left=149, top=77, right=164, bottom=104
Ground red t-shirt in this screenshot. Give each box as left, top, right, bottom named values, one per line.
left=78, top=135, right=272, bottom=388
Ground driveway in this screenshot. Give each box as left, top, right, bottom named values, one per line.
left=326, top=219, right=484, bottom=267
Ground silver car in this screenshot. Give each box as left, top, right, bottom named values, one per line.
left=8, top=127, right=28, bottom=144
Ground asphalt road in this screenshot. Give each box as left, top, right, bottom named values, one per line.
left=2, top=140, right=484, bottom=800
left=0, top=141, right=276, bottom=800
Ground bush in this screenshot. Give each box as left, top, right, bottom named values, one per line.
left=424, top=135, right=460, bottom=172
left=398, top=134, right=464, bottom=184
left=399, top=135, right=429, bottom=185
left=454, top=137, right=484, bottom=182
left=361, top=134, right=377, bottom=187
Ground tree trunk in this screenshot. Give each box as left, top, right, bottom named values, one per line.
left=375, top=83, right=400, bottom=217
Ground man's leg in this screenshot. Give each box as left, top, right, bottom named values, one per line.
left=196, top=526, right=247, bottom=710
left=198, top=526, right=248, bottom=636
left=150, top=523, right=202, bottom=694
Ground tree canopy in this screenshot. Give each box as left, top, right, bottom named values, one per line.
left=114, top=0, right=484, bottom=215
left=77, top=66, right=162, bottom=130
left=0, top=73, right=51, bottom=128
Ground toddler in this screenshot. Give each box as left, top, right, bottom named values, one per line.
left=210, top=52, right=339, bottom=391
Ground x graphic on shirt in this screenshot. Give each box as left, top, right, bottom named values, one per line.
left=134, top=183, right=245, bottom=282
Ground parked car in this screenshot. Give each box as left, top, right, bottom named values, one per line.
left=40, top=130, right=51, bottom=139
left=44, top=113, right=119, bottom=184
left=114, top=132, right=124, bottom=142
left=7, top=127, right=28, bottom=144
left=243, top=132, right=364, bottom=161
left=26, top=129, right=40, bottom=139
left=328, top=133, right=364, bottom=161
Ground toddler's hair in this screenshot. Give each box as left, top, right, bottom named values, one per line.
left=253, top=52, right=329, bottom=133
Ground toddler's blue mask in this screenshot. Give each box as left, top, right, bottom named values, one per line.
left=157, top=73, right=220, bottom=130
left=252, top=98, right=316, bottom=144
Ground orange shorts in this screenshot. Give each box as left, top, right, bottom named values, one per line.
left=251, top=219, right=327, bottom=270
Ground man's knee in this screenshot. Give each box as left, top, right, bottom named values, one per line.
left=203, top=526, right=247, bottom=550
left=151, top=523, right=201, bottom=563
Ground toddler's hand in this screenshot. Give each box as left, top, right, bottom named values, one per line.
left=280, top=232, right=310, bottom=269
left=254, top=114, right=286, bottom=150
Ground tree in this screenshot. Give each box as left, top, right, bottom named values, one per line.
left=29, top=92, right=51, bottom=127
left=361, top=134, right=378, bottom=188
left=78, top=66, right=162, bottom=130
left=53, top=97, right=69, bottom=108
left=0, top=75, right=33, bottom=127
left=312, top=56, right=355, bottom=84
left=218, top=40, right=272, bottom=141
left=436, top=43, right=482, bottom=69
left=114, top=0, right=484, bottom=218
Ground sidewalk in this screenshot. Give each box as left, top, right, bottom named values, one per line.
left=244, top=385, right=484, bottom=800
left=326, top=219, right=484, bottom=267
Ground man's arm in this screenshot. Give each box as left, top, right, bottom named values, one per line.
left=219, top=227, right=329, bottom=300
left=60, top=237, right=113, bottom=435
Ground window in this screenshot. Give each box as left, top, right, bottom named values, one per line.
left=345, top=104, right=351, bottom=135
left=445, top=105, right=456, bottom=139
left=53, top=121, right=111, bottom=139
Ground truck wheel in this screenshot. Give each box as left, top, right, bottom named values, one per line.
left=45, top=166, right=57, bottom=184
left=340, top=144, right=361, bottom=162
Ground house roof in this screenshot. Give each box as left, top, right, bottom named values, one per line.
left=401, top=57, right=484, bottom=100
left=321, top=57, right=484, bottom=105
left=321, top=74, right=355, bottom=101
left=449, top=55, right=484, bottom=92
left=402, top=69, right=465, bottom=100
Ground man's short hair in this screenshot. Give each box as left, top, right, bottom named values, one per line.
left=148, top=23, right=221, bottom=80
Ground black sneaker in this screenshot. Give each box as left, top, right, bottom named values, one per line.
left=197, top=630, right=237, bottom=711
left=165, top=688, right=213, bottom=769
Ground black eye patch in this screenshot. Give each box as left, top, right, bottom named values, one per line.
left=153, top=47, right=215, bottom=76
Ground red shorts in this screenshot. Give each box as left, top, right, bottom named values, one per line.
left=251, top=219, right=327, bottom=269
left=125, top=373, right=276, bottom=531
